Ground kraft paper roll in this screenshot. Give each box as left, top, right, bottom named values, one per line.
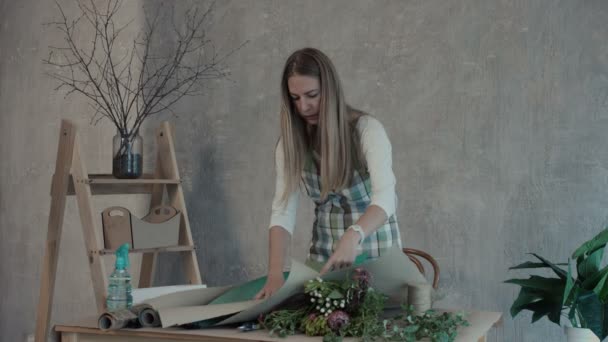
left=98, top=308, right=138, bottom=330
left=98, top=304, right=161, bottom=330
left=137, top=305, right=161, bottom=327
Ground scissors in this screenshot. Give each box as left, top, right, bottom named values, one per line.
left=237, top=322, right=260, bottom=332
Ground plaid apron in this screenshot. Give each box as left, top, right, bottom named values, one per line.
left=301, top=154, right=402, bottom=263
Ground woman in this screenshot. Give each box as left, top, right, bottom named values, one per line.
left=255, top=48, right=402, bottom=299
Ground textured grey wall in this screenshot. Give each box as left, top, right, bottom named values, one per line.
left=0, top=1, right=149, bottom=341
left=2, top=0, right=608, bottom=341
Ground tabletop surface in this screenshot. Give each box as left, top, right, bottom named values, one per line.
left=56, top=309, right=502, bottom=341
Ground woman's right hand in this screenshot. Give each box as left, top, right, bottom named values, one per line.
left=254, top=272, right=285, bottom=299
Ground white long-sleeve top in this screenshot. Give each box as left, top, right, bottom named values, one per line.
left=269, top=115, right=397, bottom=235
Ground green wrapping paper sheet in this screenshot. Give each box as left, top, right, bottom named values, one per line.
left=207, top=272, right=290, bottom=305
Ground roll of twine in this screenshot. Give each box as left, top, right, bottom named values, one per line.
left=408, top=283, right=433, bottom=313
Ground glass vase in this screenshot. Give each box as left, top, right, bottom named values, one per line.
left=112, top=131, right=143, bottom=179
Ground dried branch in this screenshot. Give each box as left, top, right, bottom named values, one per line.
left=44, top=0, right=247, bottom=139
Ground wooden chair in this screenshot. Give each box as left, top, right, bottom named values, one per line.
left=403, top=248, right=440, bottom=289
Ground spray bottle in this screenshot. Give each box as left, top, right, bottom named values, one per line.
left=106, top=243, right=133, bottom=311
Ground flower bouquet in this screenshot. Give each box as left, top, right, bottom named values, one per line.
left=260, top=268, right=469, bottom=342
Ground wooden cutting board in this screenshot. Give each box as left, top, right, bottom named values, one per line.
left=101, top=206, right=133, bottom=250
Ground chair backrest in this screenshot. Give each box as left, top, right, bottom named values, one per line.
left=403, top=248, right=440, bottom=289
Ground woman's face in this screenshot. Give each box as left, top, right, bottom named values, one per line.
left=287, top=74, right=320, bottom=125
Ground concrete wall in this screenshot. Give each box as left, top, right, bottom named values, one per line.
left=0, top=1, right=148, bottom=341
left=2, top=0, right=608, bottom=341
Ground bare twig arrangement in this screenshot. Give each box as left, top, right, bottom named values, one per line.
left=44, top=0, right=244, bottom=143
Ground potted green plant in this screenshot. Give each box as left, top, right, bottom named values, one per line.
left=506, top=229, right=608, bottom=341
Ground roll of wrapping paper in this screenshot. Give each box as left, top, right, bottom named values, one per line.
left=98, top=308, right=138, bottom=330
left=136, top=304, right=161, bottom=327
left=98, top=304, right=161, bottom=330
left=407, top=282, right=433, bottom=314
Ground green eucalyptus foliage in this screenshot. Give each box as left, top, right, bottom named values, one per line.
left=506, top=228, right=608, bottom=339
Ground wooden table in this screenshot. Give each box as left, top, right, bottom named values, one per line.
left=56, top=310, right=502, bottom=342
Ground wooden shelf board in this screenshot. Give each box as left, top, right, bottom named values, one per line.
left=61, top=174, right=181, bottom=195
left=86, top=174, right=181, bottom=184
left=97, top=245, right=195, bottom=255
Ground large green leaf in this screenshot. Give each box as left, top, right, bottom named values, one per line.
left=577, top=291, right=608, bottom=339
left=531, top=309, right=549, bottom=323
left=577, top=247, right=605, bottom=281
left=563, top=260, right=575, bottom=307
left=572, top=229, right=608, bottom=259
left=528, top=300, right=562, bottom=324
left=593, top=271, right=608, bottom=303
left=509, top=287, right=562, bottom=326
left=530, top=253, right=567, bottom=279
left=510, top=287, right=553, bottom=318
left=582, top=265, right=608, bottom=290
left=505, top=276, right=565, bottom=297
left=524, top=300, right=562, bottom=325
left=509, top=261, right=568, bottom=270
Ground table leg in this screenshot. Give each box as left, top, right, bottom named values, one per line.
left=62, top=332, right=79, bottom=342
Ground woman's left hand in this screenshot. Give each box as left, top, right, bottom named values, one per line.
left=320, top=229, right=361, bottom=275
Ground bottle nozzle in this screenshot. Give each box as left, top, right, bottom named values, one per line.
left=115, top=243, right=130, bottom=269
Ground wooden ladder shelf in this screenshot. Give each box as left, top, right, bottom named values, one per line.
left=34, top=119, right=203, bottom=342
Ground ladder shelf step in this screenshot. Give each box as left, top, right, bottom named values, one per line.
left=62, top=174, right=181, bottom=195
left=83, top=173, right=181, bottom=184
left=95, top=245, right=195, bottom=255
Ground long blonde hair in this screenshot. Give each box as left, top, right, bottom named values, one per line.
left=279, top=48, right=365, bottom=202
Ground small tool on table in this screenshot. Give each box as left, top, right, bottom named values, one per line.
left=237, top=322, right=260, bottom=332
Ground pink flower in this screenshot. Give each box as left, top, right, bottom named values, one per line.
left=326, top=310, right=350, bottom=332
